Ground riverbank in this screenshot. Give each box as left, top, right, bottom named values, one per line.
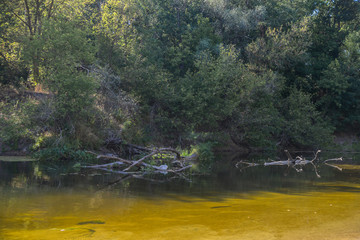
left=1, top=131, right=359, bottom=159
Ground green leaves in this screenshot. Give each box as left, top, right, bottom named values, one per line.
left=3, top=0, right=357, bottom=151
left=246, top=18, right=311, bottom=72
left=319, top=30, right=360, bottom=128
left=279, top=89, right=333, bottom=148
left=179, top=45, right=247, bottom=130
left=37, top=19, right=97, bottom=120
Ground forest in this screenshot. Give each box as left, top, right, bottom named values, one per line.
left=0, top=0, right=360, bottom=161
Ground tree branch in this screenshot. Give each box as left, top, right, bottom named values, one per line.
left=47, top=0, right=55, bottom=19
left=24, top=0, right=33, bottom=35
left=9, top=8, right=30, bottom=29
left=83, top=146, right=194, bottom=181
left=123, top=151, right=159, bottom=171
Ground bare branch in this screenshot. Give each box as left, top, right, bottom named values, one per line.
left=123, top=151, right=159, bottom=171
left=284, top=150, right=292, bottom=161
left=83, top=145, right=194, bottom=181
left=89, top=167, right=137, bottom=175
left=324, top=157, right=343, bottom=163
left=264, top=161, right=290, bottom=166
left=236, top=150, right=343, bottom=178
left=168, top=165, right=192, bottom=173
left=95, top=154, right=133, bottom=164
left=9, top=8, right=30, bottom=29
left=84, top=161, right=125, bottom=169
left=24, top=0, right=33, bottom=35
left=311, top=150, right=321, bottom=162
left=47, top=0, right=54, bottom=19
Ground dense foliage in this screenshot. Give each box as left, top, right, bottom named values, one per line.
left=1, top=0, right=359, bottom=154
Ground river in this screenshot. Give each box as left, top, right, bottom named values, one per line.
left=1, top=152, right=360, bottom=239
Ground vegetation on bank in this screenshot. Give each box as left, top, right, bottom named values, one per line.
left=1, top=0, right=360, bottom=162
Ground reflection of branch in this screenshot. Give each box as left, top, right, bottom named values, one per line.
left=310, top=161, right=321, bottom=178
left=236, top=150, right=343, bottom=178
left=103, top=175, right=132, bottom=189
left=325, top=163, right=342, bottom=171
left=235, top=161, right=260, bottom=171
left=324, top=157, right=343, bottom=171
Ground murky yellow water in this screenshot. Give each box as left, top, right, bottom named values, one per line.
left=1, top=154, right=360, bottom=240
left=1, top=187, right=360, bottom=240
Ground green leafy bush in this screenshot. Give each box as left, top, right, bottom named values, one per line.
left=0, top=100, right=37, bottom=150
left=278, top=89, right=334, bottom=148
left=191, top=142, right=216, bottom=171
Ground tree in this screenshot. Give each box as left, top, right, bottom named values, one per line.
left=318, top=30, right=360, bottom=130
left=180, top=45, right=251, bottom=131
left=201, top=0, right=266, bottom=47
left=277, top=89, right=333, bottom=148
left=177, top=45, right=283, bottom=149
left=21, top=17, right=97, bottom=140
left=0, top=0, right=29, bottom=86
left=94, top=0, right=139, bottom=70
left=263, top=0, right=314, bottom=29
left=246, top=18, right=312, bottom=92
left=309, top=0, right=360, bottom=81
left=1, top=0, right=96, bottom=86
left=3, top=0, right=57, bottom=84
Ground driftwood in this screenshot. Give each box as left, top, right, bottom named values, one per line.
left=236, top=150, right=343, bottom=178
left=84, top=146, right=197, bottom=181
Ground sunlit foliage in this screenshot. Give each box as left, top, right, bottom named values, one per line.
left=1, top=0, right=359, bottom=154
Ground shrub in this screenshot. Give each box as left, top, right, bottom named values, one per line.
left=191, top=142, right=216, bottom=171
left=0, top=100, right=37, bottom=151
left=278, top=89, right=334, bottom=148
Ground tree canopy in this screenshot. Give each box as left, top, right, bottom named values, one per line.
left=1, top=0, right=359, bottom=152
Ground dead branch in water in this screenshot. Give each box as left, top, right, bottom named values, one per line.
left=83, top=147, right=197, bottom=181
left=236, top=150, right=343, bottom=178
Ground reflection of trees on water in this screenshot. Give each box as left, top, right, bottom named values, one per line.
left=0, top=160, right=133, bottom=194
left=0, top=161, right=37, bottom=189
left=1, top=152, right=360, bottom=199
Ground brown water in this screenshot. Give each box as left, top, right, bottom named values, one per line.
left=1, top=153, right=360, bottom=240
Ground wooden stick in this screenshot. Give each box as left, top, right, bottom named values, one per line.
left=123, top=151, right=159, bottom=171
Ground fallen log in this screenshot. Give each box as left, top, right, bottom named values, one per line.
left=236, top=150, right=343, bottom=178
